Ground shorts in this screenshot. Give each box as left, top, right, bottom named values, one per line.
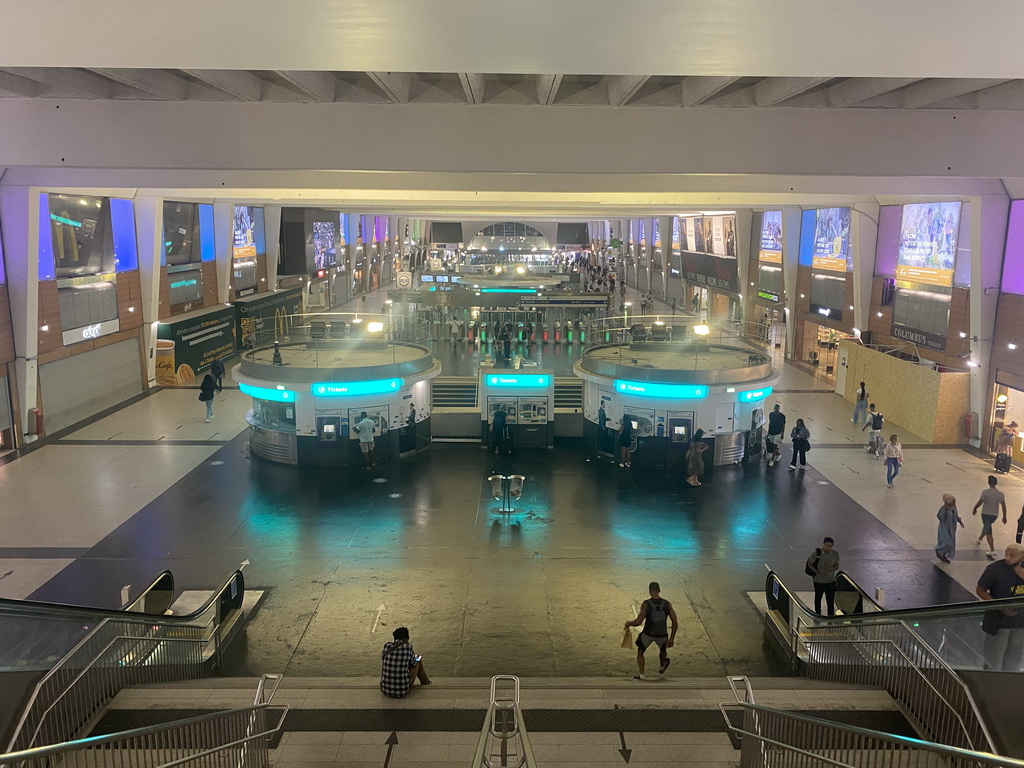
left=635, top=633, right=667, bottom=650
left=359, top=442, right=373, bottom=453
left=981, top=515, right=997, bottom=536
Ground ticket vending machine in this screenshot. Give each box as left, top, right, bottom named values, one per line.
left=479, top=370, right=555, bottom=450
left=316, top=415, right=345, bottom=466
left=348, top=406, right=390, bottom=465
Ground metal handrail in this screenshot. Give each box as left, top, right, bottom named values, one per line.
left=472, top=676, right=537, bottom=768
left=804, top=637, right=986, bottom=752
left=726, top=702, right=1024, bottom=768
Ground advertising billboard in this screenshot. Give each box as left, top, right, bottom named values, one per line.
left=235, top=287, right=303, bottom=349
left=311, top=220, right=336, bottom=270
left=811, top=207, right=850, bottom=272
left=156, top=306, right=236, bottom=386
left=759, top=211, right=783, bottom=263
left=896, top=202, right=961, bottom=288
left=233, top=206, right=258, bottom=259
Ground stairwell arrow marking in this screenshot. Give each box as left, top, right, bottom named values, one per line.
left=371, top=603, right=387, bottom=633
left=0, top=570, right=13, bottom=582
left=239, top=559, right=251, bottom=571
left=383, top=731, right=398, bottom=768
left=614, top=704, right=631, bottom=764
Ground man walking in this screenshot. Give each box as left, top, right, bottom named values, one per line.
left=806, top=537, right=840, bottom=616
left=973, top=475, right=1008, bottom=559
left=355, top=411, right=377, bottom=468
left=975, top=544, right=1024, bottom=671
left=766, top=403, right=786, bottom=467
left=862, top=405, right=884, bottom=457
left=623, top=582, right=679, bottom=680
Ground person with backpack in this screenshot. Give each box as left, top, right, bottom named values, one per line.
left=766, top=403, right=786, bottom=467
left=806, top=537, right=840, bottom=616
left=788, top=418, right=810, bottom=470
left=210, top=357, right=226, bottom=393
left=862, top=405, right=884, bottom=458
left=623, top=581, right=679, bottom=679
left=852, top=381, right=869, bottom=426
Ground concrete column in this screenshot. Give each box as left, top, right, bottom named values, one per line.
left=263, top=205, right=282, bottom=293
left=213, top=202, right=235, bottom=304
left=642, top=216, right=654, bottom=293
left=657, top=215, right=672, bottom=300
left=734, top=210, right=754, bottom=324
left=849, top=203, right=879, bottom=337
left=133, top=195, right=163, bottom=386
left=629, top=218, right=641, bottom=287
left=968, top=194, right=1011, bottom=448
left=781, top=207, right=803, bottom=361
left=0, top=185, right=40, bottom=441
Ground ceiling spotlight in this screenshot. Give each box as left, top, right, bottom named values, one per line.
left=966, top=360, right=980, bottom=368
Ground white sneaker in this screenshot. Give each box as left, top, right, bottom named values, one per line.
left=986, top=551, right=997, bottom=559
left=788, top=465, right=796, bottom=471
left=205, top=418, right=212, bottom=423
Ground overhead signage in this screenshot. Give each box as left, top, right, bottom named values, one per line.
left=614, top=380, right=707, bottom=399
left=811, top=208, right=850, bottom=272
left=519, top=296, right=609, bottom=307
left=739, top=386, right=773, bottom=403
left=681, top=252, right=739, bottom=294
left=485, top=374, right=551, bottom=388
left=896, top=202, right=961, bottom=288
left=759, top=211, right=783, bottom=264
left=757, top=289, right=780, bottom=303
left=312, top=378, right=404, bottom=397
left=890, top=324, right=948, bottom=352
left=240, top=382, right=295, bottom=402
left=62, top=318, right=120, bottom=347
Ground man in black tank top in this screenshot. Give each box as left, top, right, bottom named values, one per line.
left=623, top=581, right=679, bottom=679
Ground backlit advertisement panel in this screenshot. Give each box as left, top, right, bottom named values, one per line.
left=896, top=202, right=961, bottom=287
left=811, top=208, right=850, bottom=272
left=233, top=206, right=257, bottom=258
left=759, top=211, right=783, bottom=263
left=312, top=220, right=336, bottom=270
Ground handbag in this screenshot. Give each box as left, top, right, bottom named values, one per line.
left=805, top=548, right=821, bottom=577
left=982, top=609, right=1002, bottom=636
left=621, top=628, right=634, bottom=649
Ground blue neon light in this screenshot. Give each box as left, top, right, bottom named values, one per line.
left=739, top=386, right=773, bottom=403
left=614, top=380, right=707, bottom=399
left=240, top=382, right=295, bottom=402
left=110, top=198, right=139, bottom=272
left=38, top=193, right=55, bottom=280
left=486, top=374, right=550, bottom=388
left=198, top=204, right=216, bottom=262
left=312, top=378, right=404, bottom=397
left=480, top=288, right=537, bottom=294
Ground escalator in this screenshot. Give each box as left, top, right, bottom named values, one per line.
left=0, top=569, right=246, bottom=752
left=764, top=567, right=1024, bottom=758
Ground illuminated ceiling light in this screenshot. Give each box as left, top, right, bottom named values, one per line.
left=367, top=321, right=384, bottom=333
left=966, top=359, right=979, bottom=368
left=40, top=324, right=49, bottom=331
left=694, top=324, right=710, bottom=336
left=997, top=394, right=1009, bottom=404
left=877, top=311, right=883, bottom=317
left=128, top=306, right=135, bottom=312
left=799, top=293, right=805, bottom=299
left=959, top=331, right=967, bottom=338
left=1010, top=341, right=1018, bottom=350
left=849, top=305, right=854, bottom=310
left=516, top=266, right=525, bottom=274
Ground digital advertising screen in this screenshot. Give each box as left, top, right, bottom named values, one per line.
left=678, top=217, right=690, bottom=251
left=671, top=218, right=680, bottom=251
left=811, top=207, right=850, bottom=272
left=759, top=211, right=783, bottom=263
left=712, top=215, right=737, bottom=257
left=337, top=213, right=349, bottom=247
left=311, top=220, right=337, bottom=270
left=232, top=206, right=257, bottom=259
left=692, top=216, right=706, bottom=253
left=896, top=202, right=961, bottom=287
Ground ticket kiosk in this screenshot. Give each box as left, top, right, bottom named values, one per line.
left=479, top=370, right=555, bottom=450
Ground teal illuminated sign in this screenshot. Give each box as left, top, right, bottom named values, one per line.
left=739, top=386, right=773, bottom=403
left=170, top=278, right=198, bottom=289
left=480, top=288, right=537, bottom=294
left=614, top=380, right=707, bottom=399
left=50, top=213, right=82, bottom=228
left=486, top=374, right=550, bottom=388
left=240, top=382, right=295, bottom=402
left=312, top=378, right=404, bottom=397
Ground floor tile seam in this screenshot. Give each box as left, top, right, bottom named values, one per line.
left=56, top=439, right=235, bottom=446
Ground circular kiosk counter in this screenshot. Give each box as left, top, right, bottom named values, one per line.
left=574, top=339, right=779, bottom=472
left=235, top=338, right=440, bottom=467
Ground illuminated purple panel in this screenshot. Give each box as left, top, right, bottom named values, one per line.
left=1001, top=200, right=1024, bottom=295
left=38, top=192, right=55, bottom=281
left=874, top=206, right=901, bottom=276
left=0, top=217, right=5, bottom=283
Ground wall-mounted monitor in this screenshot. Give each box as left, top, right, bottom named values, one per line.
left=233, top=206, right=259, bottom=259
left=809, top=207, right=850, bottom=272
left=311, top=220, right=337, bottom=270
left=759, top=211, right=783, bottom=263
left=896, top=202, right=961, bottom=288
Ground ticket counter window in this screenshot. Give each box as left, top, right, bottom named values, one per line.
left=253, top=400, right=295, bottom=432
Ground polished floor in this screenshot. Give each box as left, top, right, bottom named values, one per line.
left=1, top=285, right=1019, bottom=683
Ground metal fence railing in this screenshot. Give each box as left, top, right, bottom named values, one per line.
left=472, top=676, right=537, bottom=768
left=727, top=701, right=1024, bottom=768
left=0, top=703, right=288, bottom=768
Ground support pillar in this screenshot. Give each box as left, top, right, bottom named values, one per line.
left=781, top=207, right=803, bottom=362
left=133, top=195, right=163, bottom=386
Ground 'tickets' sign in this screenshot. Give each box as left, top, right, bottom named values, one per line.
left=234, top=287, right=303, bottom=348
left=156, top=306, right=236, bottom=385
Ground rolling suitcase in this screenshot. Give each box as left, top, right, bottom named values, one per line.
left=995, top=452, right=1012, bottom=473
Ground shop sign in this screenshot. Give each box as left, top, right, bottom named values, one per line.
left=614, top=380, right=707, bottom=399
left=234, top=287, right=303, bottom=349
left=486, top=374, right=551, bottom=388
left=739, top=386, right=773, bottom=403
left=157, top=306, right=236, bottom=385
left=236, top=287, right=257, bottom=298
left=681, top=251, right=738, bottom=293
left=890, top=323, right=948, bottom=352
left=312, top=378, right=404, bottom=397
left=62, top=318, right=120, bottom=347
left=757, top=290, right=780, bottom=303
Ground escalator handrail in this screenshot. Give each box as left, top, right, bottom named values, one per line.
left=765, top=567, right=1024, bottom=625
left=0, top=568, right=245, bottom=627
left=121, top=569, right=174, bottom=611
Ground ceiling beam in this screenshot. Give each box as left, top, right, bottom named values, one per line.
left=607, top=75, right=648, bottom=106
left=276, top=70, right=337, bottom=102
left=968, top=80, right=1024, bottom=110
left=752, top=77, right=829, bottom=106
left=536, top=74, right=562, bottom=105
left=367, top=72, right=411, bottom=103
left=0, top=70, right=41, bottom=97
left=899, top=78, right=1010, bottom=108
left=681, top=77, right=740, bottom=107
left=6, top=67, right=116, bottom=99
left=826, top=77, right=918, bottom=107
left=91, top=68, right=190, bottom=100
left=183, top=70, right=264, bottom=101
left=458, top=73, right=486, bottom=104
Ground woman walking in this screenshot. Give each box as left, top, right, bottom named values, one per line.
left=788, top=419, right=811, bottom=470
left=852, top=381, right=868, bottom=426
left=935, top=493, right=964, bottom=563
left=618, top=415, right=635, bottom=468
left=199, top=373, right=217, bottom=423
left=686, top=429, right=708, bottom=486
left=883, top=434, right=904, bottom=488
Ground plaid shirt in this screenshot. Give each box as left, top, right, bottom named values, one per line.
left=380, top=640, right=416, bottom=698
